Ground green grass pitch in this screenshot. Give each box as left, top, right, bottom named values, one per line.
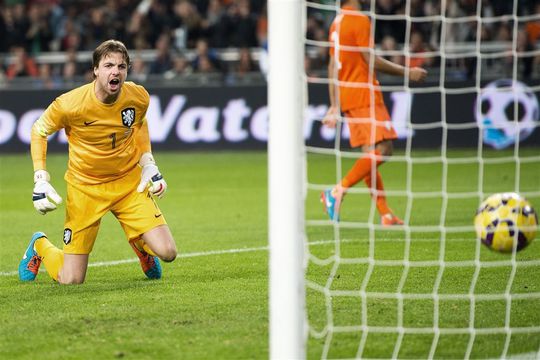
left=1, top=149, right=539, bottom=359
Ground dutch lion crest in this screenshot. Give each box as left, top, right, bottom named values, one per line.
left=63, top=228, right=72, bottom=245
left=121, top=107, right=136, bottom=127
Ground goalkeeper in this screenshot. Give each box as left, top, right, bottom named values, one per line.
left=321, top=0, right=427, bottom=224
left=18, top=39, right=177, bottom=284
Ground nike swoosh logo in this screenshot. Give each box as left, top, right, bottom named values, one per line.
left=84, top=120, right=98, bottom=126
left=155, top=214, right=162, bottom=218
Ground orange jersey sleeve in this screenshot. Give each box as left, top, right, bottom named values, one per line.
left=33, top=81, right=151, bottom=184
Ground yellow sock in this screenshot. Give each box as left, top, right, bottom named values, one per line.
left=35, top=237, right=64, bottom=281
left=133, top=238, right=157, bottom=257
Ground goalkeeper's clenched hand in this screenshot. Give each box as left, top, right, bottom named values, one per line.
left=32, top=170, right=62, bottom=215
left=137, top=152, right=167, bottom=199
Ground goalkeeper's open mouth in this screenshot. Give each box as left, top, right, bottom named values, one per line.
left=109, top=78, right=121, bottom=92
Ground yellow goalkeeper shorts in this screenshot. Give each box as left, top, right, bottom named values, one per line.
left=62, top=166, right=167, bottom=255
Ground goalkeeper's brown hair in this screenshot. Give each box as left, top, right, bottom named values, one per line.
left=92, top=40, right=130, bottom=78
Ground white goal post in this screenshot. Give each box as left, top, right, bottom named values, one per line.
left=268, top=0, right=306, bottom=359
left=268, top=0, right=540, bottom=358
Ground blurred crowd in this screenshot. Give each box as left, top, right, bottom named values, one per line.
left=1, top=0, right=540, bottom=87
left=0, top=0, right=266, bottom=85
left=306, top=0, right=540, bottom=80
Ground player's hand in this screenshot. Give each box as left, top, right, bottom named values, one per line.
left=322, top=105, right=340, bottom=128
left=137, top=164, right=167, bottom=198
left=409, top=67, right=427, bottom=82
left=137, top=153, right=167, bottom=199
left=32, top=170, right=62, bottom=215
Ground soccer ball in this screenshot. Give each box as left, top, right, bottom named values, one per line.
left=475, top=79, right=539, bottom=149
left=474, top=192, right=537, bottom=252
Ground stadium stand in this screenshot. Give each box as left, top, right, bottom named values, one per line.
left=0, top=0, right=539, bottom=88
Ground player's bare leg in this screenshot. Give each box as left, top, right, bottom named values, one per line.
left=364, top=139, right=393, bottom=157
left=368, top=140, right=404, bottom=226
left=142, top=224, right=177, bottom=262
left=57, top=254, right=89, bottom=284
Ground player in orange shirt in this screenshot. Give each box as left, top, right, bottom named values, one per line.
left=19, top=40, right=177, bottom=284
left=321, top=0, right=427, bottom=224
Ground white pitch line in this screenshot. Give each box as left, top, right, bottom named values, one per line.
left=0, top=236, right=506, bottom=278
left=87, top=245, right=271, bottom=269
left=0, top=245, right=270, bottom=277
left=507, top=351, right=540, bottom=359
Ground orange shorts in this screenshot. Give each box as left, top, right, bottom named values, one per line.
left=345, top=104, right=397, bottom=148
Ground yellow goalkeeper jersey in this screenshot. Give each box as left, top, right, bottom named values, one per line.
left=32, top=81, right=151, bottom=185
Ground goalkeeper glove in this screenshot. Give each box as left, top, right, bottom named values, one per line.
left=137, top=152, right=167, bottom=199
left=32, top=170, right=62, bottom=215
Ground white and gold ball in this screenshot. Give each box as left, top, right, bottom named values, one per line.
left=474, top=192, right=537, bottom=252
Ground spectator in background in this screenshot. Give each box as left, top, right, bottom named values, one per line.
left=132, top=32, right=151, bottom=51
left=306, top=13, right=329, bottom=71
left=444, top=0, right=473, bottom=44
left=6, top=46, right=39, bottom=79
left=516, top=28, right=535, bottom=79
left=490, top=0, right=514, bottom=16
left=61, top=48, right=86, bottom=79
left=231, top=0, right=258, bottom=47
left=62, top=60, right=78, bottom=85
left=3, top=2, right=30, bottom=51
left=525, top=3, right=540, bottom=77
left=0, top=6, right=8, bottom=53
left=25, top=2, right=54, bottom=54
left=35, top=63, right=61, bottom=89
left=256, top=4, right=267, bottom=47
left=304, top=55, right=317, bottom=79
left=408, top=30, right=434, bottom=68
left=306, top=13, right=324, bottom=41
left=380, top=35, right=404, bottom=66
left=197, top=55, right=217, bottom=73
left=375, top=0, right=406, bottom=43
left=146, top=0, right=174, bottom=47
left=212, top=0, right=257, bottom=48
left=494, top=22, right=512, bottom=42
left=235, top=47, right=256, bottom=75
left=171, top=0, right=203, bottom=49
left=200, top=0, right=226, bottom=47
left=164, top=54, right=192, bottom=79
left=192, top=37, right=221, bottom=72
left=130, top=56, right=148, bottom=82
left=525, top=3, right=540, bottom=45
left=103, top=0, right=133, bottom=44
left=126, top=2, right=151, bottom=50
left=59, top=18, right=83, bottom=51
left=41, top=0, right=66, bottom=51
left=149, top=33, right=175, bottom=75
left=0, top=64, right=6, bottom=86
left=81, top=7, right=109, bottom=50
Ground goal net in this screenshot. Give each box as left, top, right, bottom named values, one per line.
left=301, top=0, right=540, bottom=358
